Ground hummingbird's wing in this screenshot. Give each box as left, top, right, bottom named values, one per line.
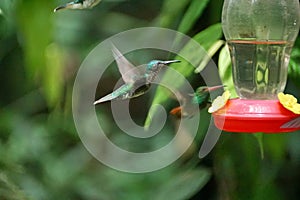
left=170, top=91, right=197, bottom=118
left=170, top=91, right=186, bottom=118
left=94, top=83, right=133, bottom=104
left=111, top=45, right=140, bottom=84
left=281, top=117, right=300, bottom=129
left=89, top=0, right=102, bottom=8
left=181, top=95, right=199, bottom=118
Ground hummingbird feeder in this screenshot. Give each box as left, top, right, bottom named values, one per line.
left=213, top=0, right=300, bottom=133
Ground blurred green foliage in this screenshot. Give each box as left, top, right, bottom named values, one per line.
left=0, top=0, right=300, bottom=199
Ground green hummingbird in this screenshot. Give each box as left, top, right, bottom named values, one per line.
left=281, top=116, right=300, bottom=129
left=54, top=0, right=101, bottom=12
left=170, top=85, right=225, bottom=118
left=94, top=45, right=180, bottom=105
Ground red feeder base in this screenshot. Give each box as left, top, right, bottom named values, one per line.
left=213, top=99, right=300, bottom=133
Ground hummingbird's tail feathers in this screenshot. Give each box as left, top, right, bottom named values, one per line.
left=281, top=117, right=300, bottom=129
left=170, top=106, right=182, bottom=118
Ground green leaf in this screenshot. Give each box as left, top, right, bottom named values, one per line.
left=253, top=133, right=264, bottom=159
left=43, top=43, right=65, bottom=108
left=192, top=23, right=223, bottom=50
left=288, top=48, right=300, bottom=88
left=218, top=44, right=238, bottom=98
left=154, top=168, right=211, bottom=200
left=158, top=0, right=191, bottom=28
left=177, top=0, right=210, bottom=34
left=16, top=0, right=54, bottom=79
left=144, top=23, right=223, bottom=127
left=195, top=40, right=224, bottom=73
left=264, top=134, right=287, bottom=162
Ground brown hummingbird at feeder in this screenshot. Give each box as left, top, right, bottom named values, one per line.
left=170, top=85, right=225, bottom=118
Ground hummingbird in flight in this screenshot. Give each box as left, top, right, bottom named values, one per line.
left=170, top=85, right=225, bottom=118
left=54, top=0, right=102, bottom=12
left=94, top=45, right=180, bottom=105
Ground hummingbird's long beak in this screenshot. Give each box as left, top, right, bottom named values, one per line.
left=207, top=85, right=225, bottom=92
left=161, top=60, right=181, bottom=65
left=93, top=99, right=101, bottom=105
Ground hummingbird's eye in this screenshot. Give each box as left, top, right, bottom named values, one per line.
left=199, top=87, right=208, bottom=93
